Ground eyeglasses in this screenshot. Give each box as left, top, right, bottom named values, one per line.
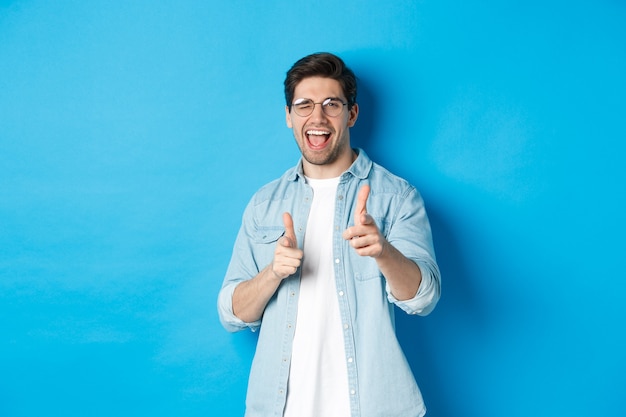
left=291, top=97, right=347, bottom=117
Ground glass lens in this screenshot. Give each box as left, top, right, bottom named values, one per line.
left=322, top=98, right=344, bottom=117
left=293, top=98, right=314, bottom=116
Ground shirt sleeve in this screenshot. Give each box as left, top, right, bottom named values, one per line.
left=216, top=199, right=264, bottom=333
left=384, top=187, right=441, bottom=316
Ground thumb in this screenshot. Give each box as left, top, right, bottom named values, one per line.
left=355, top=185, right=370, bottom=226
left=282, top=212, right=297, bottom=248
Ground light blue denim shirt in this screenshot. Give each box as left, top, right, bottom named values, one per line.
left=218, top=149, right=441, bottom=417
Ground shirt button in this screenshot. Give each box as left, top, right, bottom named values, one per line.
left=338, top=291, right=344, bottom=297
left=335, top=258, right=340, bottom=264
left=350, top=389, right=356, bottom=395
left=338, top=195, right=344, bottom=200
left=347, top=357, right=353, bottom=363
left=343, top=323, right=349, bottom=330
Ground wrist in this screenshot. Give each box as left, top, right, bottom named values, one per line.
left=267, top=262, right=284, bottom=282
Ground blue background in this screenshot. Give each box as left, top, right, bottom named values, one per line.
left=1, top=1, right=625, bottom=416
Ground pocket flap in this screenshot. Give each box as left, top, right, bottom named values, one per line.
left=254, top=227, right=284, bottom=244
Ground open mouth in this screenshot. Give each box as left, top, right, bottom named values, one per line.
left=306, top=129, right=331, bottom=150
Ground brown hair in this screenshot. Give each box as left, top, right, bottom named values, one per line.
left=284, top=52, right=357, bottom=111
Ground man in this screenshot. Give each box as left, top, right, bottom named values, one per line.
left=218, top=52, right=440, bottom=417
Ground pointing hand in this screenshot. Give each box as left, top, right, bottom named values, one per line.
left=271, top=212, right=304, bottom=279
left=343, top=185, right=386, bottom=258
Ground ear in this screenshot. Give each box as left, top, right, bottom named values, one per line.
left=285, top=105, right=293, bottom=128
left=347, top=103, right=359, bottom=128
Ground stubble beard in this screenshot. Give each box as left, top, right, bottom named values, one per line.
left=302, top=145, right=341, bottom=166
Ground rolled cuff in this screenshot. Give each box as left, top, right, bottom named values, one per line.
left=386, top=262, right=440, bottom=316
left=217, top=282, right=262, bottom=332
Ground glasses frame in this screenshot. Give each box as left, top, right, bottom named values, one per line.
left=291, top=97, right=348, bottom=118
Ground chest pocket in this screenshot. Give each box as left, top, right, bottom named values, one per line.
left=253, top=226, right=284, bottom=267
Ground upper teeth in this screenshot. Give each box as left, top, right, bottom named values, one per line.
left=307, top=130, right=329, bottom=135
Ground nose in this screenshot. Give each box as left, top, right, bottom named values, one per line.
left=309, top=103, right=328, bottom=121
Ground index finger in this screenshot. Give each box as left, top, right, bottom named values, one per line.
left=282, top=212, right=297, bottom=248
left=355, top=185, right=370, bottom=226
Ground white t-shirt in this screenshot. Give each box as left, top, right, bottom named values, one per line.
left=283, top=176, right=350, bottom=417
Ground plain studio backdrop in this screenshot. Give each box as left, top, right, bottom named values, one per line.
left=1, top=1, right=624, bottom=416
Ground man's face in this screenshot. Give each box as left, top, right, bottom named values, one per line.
left=286, top=77, right=359, bottom=175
